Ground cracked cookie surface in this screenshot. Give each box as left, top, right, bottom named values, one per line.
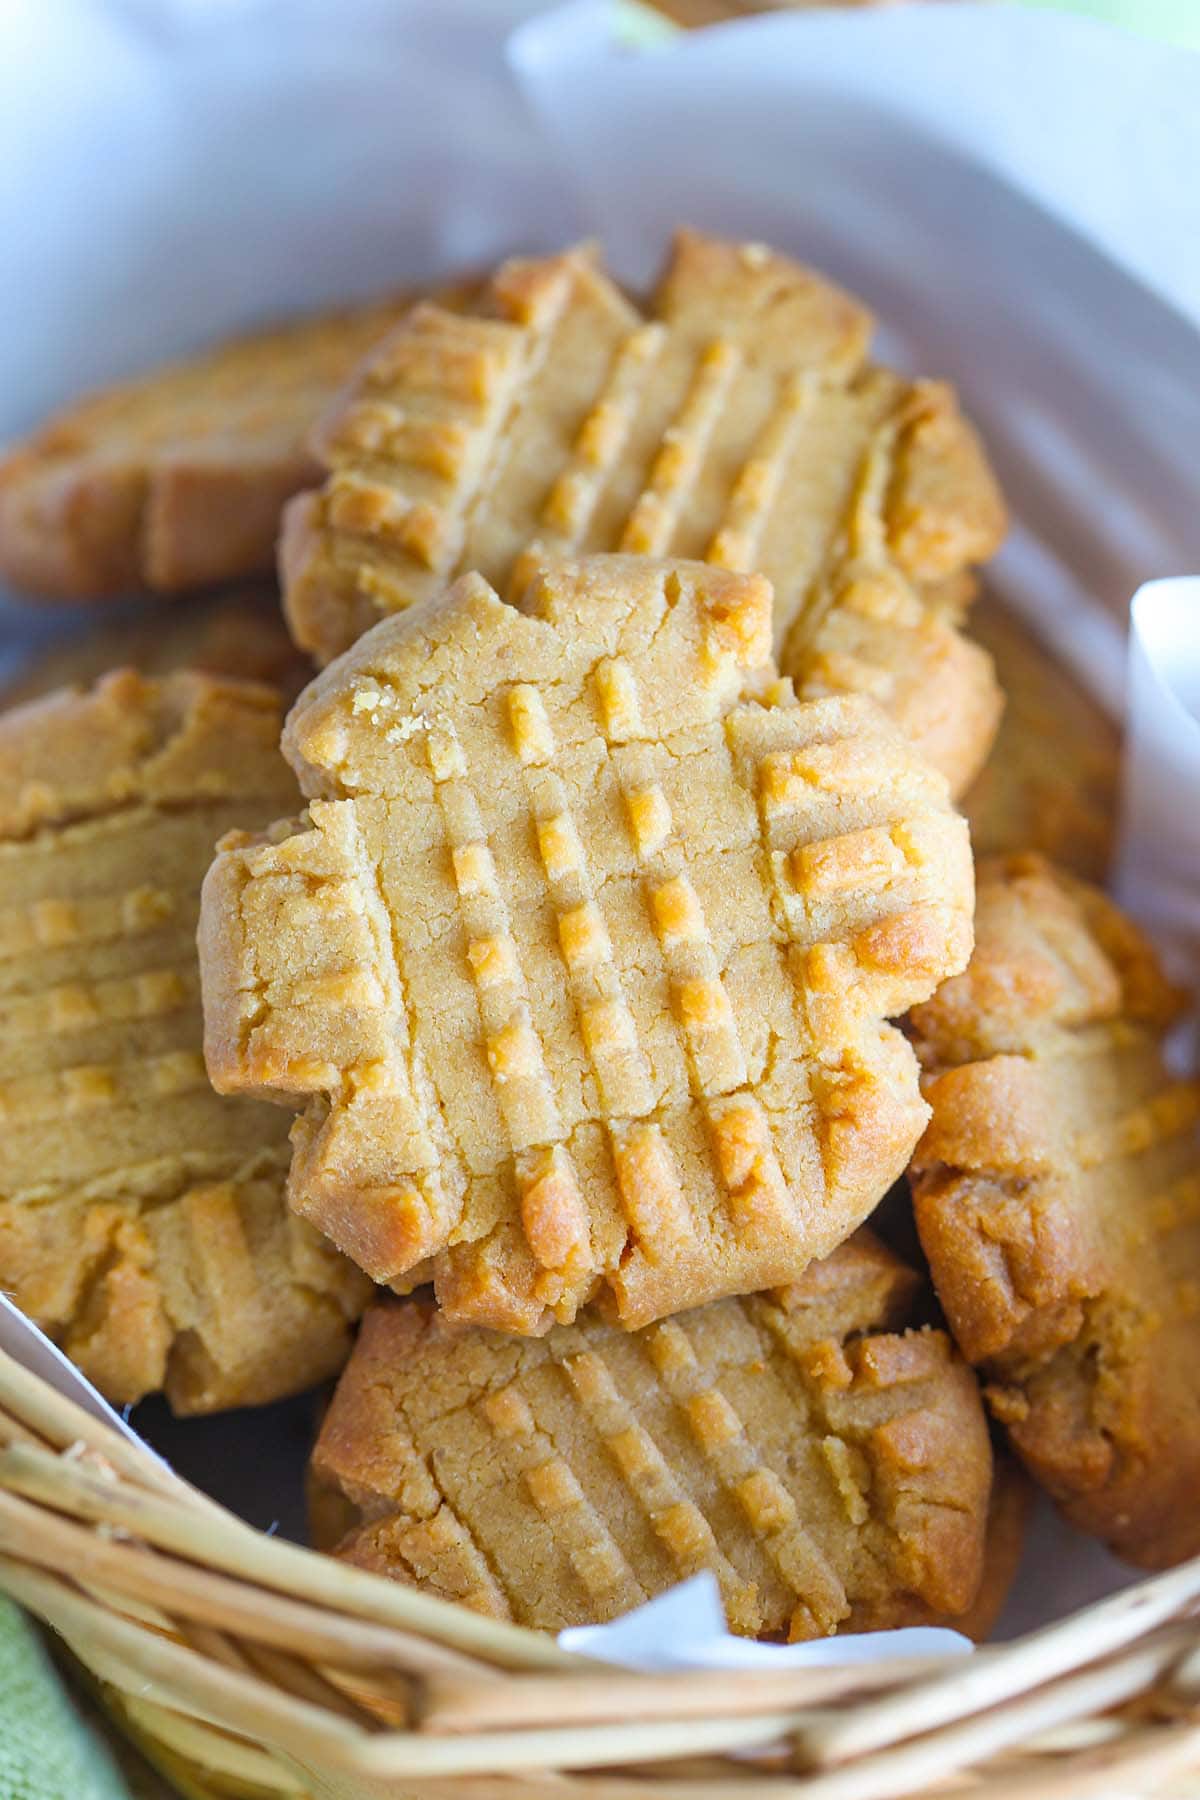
left=909, top=853, right=1200, bottom=1568
left=282, top=232, right=1006, bottom=793
left=310, top=1230, right=992, bottom=1639
left=202, top=552, right=973, bottom=1332
left=0, top=669, right=369, bottom=1411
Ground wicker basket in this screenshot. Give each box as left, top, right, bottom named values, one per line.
left=5, top=1346, right=1200, bottom=1798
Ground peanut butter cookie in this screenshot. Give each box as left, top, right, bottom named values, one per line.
left=962, top=598, right=1120, bottom=881
left=909, top=853, right=1200, bottom=1568
left=202, top=552, right=973, bottom=1332
left=931, top=1454, right=1030, bottom=1642
left=283, top=233, right=1006, bottom=793
left=310, top=1230, right=992, bottom=1639
left=0, top=588, right=311, bottom=712
left=0, top=296, right=416, bottom=601
left=0, top=670, right=369, bottom=1411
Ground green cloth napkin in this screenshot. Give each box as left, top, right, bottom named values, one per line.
left=0, top=1596, right=132, bottom=1800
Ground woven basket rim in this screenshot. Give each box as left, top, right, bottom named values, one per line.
left=4, top=1341, right=1200, bottom=1799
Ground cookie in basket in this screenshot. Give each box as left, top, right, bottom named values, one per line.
left=282, top=231, right=1006, bottom=794
left=201, top=551, right=973, bottom=1332
left=945, top=1453, right=1030, bottom=1641
left=908, top=852, right=1200, bottom=1568
left=0, top=289, right=444, bottom=601
left=0, top=587, right=312, bottom=712
left=309, top=1229, right=992, bottom=1639
left=961, top=596, right=1120, bottom=881
left=0, top=669, right=370, bottom=1412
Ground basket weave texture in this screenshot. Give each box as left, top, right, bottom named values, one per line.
left=4, top=1345, right=1200, bottom=1800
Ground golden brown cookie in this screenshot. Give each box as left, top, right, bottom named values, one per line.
left=0, top=295, right=418, bottom=601
left=908, top=853, right=1200, bottom=1568
left=0, top=588, right=312, bottom=712
left=202, top=552, right=974, bottom=1333
left=282, top=233, right=1006, bottom=793
left=932, top=1454, right=1030, bottom=1642
left=962, top=597, right=1121, bottom=881
left=0, top=670, right=369, bottom=1412
left=310, top=1230, right=993, bottom=1639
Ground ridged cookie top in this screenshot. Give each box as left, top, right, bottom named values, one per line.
left=282, top=232, right=1006, bottom=792
left=0, top=670, right=368, bottom=1412
left=0, top=293, right=417, bottom=600
left=0, top=666, right=291, bottom=838
left=201, top=553, right=973, bottom=1333
left=908, top=853, right=1200, bottom=1568
left=311, top=1231, right=992, bottom=1640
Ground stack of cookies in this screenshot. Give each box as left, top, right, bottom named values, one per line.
left=0, top=232, right=1193, bottom=1645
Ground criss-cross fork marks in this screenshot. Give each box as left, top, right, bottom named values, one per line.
left=0, top=803, right=294, bottom=1202
left=0, top=670, right=372, bottom=1413
left=282, top=237, right=1006, bottom=792
left=206, top=558, right=973, bottom=1334
left=0, top=881, right=178, bottom=960
left=294, top=273, right=898, bottom=650
left=597, top=660, right=749, bottom=1097
left=539, top=324, right=668, bottom=546
left=315, top=1243, right=993, bottom=1638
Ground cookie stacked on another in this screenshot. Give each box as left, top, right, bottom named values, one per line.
left=0, top=230, right=1064, bottom=1640
left=201, top=553, right=974, bottom=1331
left=281, top=234, right=1006, bottom=793
left=910, top=853, right=1200, bottom=1569
left=198, top=546, right=1009, bottom=1637
left=0, top=295, right=417, bottom=600
left=311, top=1230, right=994, bottom=1640
left=0, top=668, right=369, bottom=1412
left=0, top=273, right=488, bottom=603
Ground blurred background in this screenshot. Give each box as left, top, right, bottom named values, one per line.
left=647, top=0, right=1200, bottom=45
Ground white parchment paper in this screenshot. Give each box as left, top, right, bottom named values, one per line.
left=1, top=0, right=1198, bottom=1674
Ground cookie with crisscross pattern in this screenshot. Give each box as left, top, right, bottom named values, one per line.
left=0, top=669, right=369, bottom=1411
left=310, top=1230, right=993, bottom=1639
left=202, top=552, right=973, bottom=1333
left=282, top=233, right=1005, bottom=792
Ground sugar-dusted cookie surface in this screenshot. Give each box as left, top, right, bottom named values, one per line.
left=0, top=670, right=369, bottom=1412
left=909, top=853, right=1200, bottom=1568
left=0, top=294, right=419, bottom=601
left=202, top=553, right=973, bottom=1333
left=962, top=597, right=1120, bottom=881
left=283, top=233, right=1006, bottom=793
left=310, top=1230, right=992, bottom=1639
